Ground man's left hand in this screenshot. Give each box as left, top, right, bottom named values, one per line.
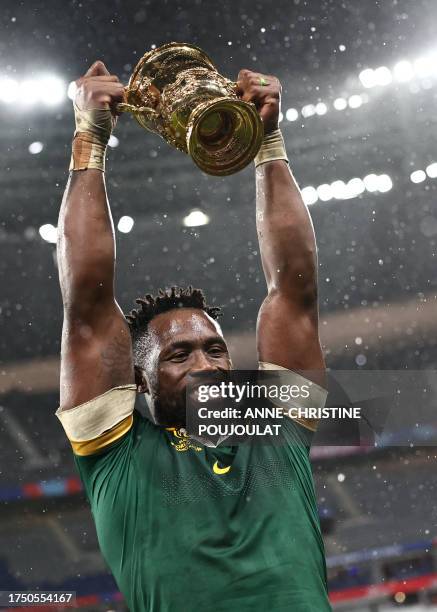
left=235, top=69, right=281, bottom=135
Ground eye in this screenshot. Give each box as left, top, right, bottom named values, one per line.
left=208, top=346, right=226, bottom=357
left=170, top=352, right=189, bottom=362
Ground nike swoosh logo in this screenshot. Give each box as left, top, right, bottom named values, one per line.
left=213, top=460, right=231, bottom=475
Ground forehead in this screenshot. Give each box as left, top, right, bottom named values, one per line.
left=149, top=308, right=223, bottom=348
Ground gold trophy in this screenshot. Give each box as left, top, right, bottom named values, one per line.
left=116, top=42, right=264, bottom=176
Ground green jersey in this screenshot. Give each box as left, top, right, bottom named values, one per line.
left=68, top=388, right=331, bottom=612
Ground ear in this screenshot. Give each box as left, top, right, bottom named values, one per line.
left=134, top=365, right=149, bottom=394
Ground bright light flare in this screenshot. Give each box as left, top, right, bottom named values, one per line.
left=0, top=74, right=66, bottom=106
left=333, top=97, right=347, bottom=111
left=317, top=184, right=333, bottom=202
left=426, top=162, right=437, bottom=178
left=28, top=141, right=44, bottom=154
left=108, top=135, right=119, bottom=148
left=39, top=76, right=66, bottom=105
left=359, top=68, right=376, bottom=88
left=0, top=77, right=19, bottom=103
left=39, top=224, right=57, bottom=243
left=67, top=81, right=77, bottom=101
left=301, top=186, right=318, bottom=205
left=377, top=174, right=393, bottom=192
left=285, top=108, right=299, bottom=121
left=348, top=94, right=362, bottom=109
left=413, top=56, right=435, bottom=78
left=315, top=102, right=328, bottom=115
left=410, top=170, right=426, bottom=184
left=19, top=79, right=40, bottom=105
left=393, top=60, right=414, bottom=82
left=301, top=104, right=316, bottom=118
left=345, top=177, right=365, bottom=198
left=183, top=210, right=210, bottom=227
left=374, top=66, right=392, bottom=86
left=117, top=216, right=134, bottom=233
left=363, top=174, right=380, bottom=192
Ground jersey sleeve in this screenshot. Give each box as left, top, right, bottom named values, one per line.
left=258, top=361, right=328, bottom=444
left=55, top=384, right=137, bottom=456
left=55, top=385, right=146, bottom=509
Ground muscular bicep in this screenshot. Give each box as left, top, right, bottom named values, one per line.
left=60, top=299, right=134, bottom=410
left=256, top=291, right=325, bottom=386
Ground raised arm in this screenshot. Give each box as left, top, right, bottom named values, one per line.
left=236, top=70, right=325, bottom=385
left=57, top=61, right=134, bottom=410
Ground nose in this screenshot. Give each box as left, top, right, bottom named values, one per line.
left=191, top=350, right=217, bottom=373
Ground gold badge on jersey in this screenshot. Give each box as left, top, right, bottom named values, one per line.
left=166, top=427, right=203, bottom=452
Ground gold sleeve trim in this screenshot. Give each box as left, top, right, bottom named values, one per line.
left=55, top=384, right=136, bottom=441
left=292, top=416, right=318, bottom=432
left=70, top=414, right=133, bottom=456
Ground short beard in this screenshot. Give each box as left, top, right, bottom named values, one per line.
left=151, top=384, right=187, bottom=429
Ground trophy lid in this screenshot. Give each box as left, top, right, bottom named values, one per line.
left=129, top=42, right=216, bottom=92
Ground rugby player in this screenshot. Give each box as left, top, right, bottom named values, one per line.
left=55, top=59, right=331, bottom=611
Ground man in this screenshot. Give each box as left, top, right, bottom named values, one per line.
left=55, top=59, right=331, bottom=611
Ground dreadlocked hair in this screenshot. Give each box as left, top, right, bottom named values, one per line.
left=125, top=285, right=222, bottom=342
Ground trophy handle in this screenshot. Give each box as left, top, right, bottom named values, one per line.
left=116, top=101, right=159, bottom=119
left=115, top=86, right=159, bottom=119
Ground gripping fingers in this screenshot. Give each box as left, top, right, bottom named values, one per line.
left=85, top=60, right=110, bottom=77
left=77, top=81, right=125, bottom=109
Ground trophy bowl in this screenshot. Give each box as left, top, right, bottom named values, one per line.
left=117, top=42, right=264, bottom=176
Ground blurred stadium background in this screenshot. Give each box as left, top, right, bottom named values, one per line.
left=2, top=0, right=437, bottom=609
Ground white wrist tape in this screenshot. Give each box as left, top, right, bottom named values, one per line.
left=69, top=103, right=115, bottom=172
left=254, top=128, right=289, bottom=168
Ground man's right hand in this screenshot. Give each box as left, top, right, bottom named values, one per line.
left=74, top=60, right=125, bottom=113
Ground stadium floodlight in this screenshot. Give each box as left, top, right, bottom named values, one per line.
left=346, top=178, right=365, bottom=198
left=377, top=174, right=393, bottom=192
left=67, top=81, right=77, bottom=101
left=359, top=68, right=376, bottom=88
left=426, top=162, right=437, bottom=178
left=333, top=97, right=347, bottom=111
left=39, top=223, right=57, bottom=243
left=315, top=102, right=328, bottom=115
left=410, top=170, right=426, bottom=183
left=40, top=76, right=66, bottom=106
left=301, top=186, right=318, bottom=205
left=183, top=210, right=210, bottom=227
left=305, top=174, right=392, bottom=205
left=28, top=142, right=44, bottom=154
left=317, top=184, right=333, bottom=202
left=413, top=56, right=435, bottom=78
left=331, top=180, right=347, bottom=199
left=348, top=95, right=362, bottom=109
left=301, top=104, right=316, bottom=118
left=285, top=108, right=299, bottom=121
left=19, top=79, right=40, bottom=105
left=117, top=215, right=134, bottom=233
left=0, top=77, right=19, bottom=103
left=363, top=174, right=380, bottom=192
left=393, top=60, right=414, bottom=82
left=374, top=66, right=392, bottom=86
left=15, top=75, right=66, bottom=107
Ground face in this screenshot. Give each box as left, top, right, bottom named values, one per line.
left=137, top=308, right=232, bottom=427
